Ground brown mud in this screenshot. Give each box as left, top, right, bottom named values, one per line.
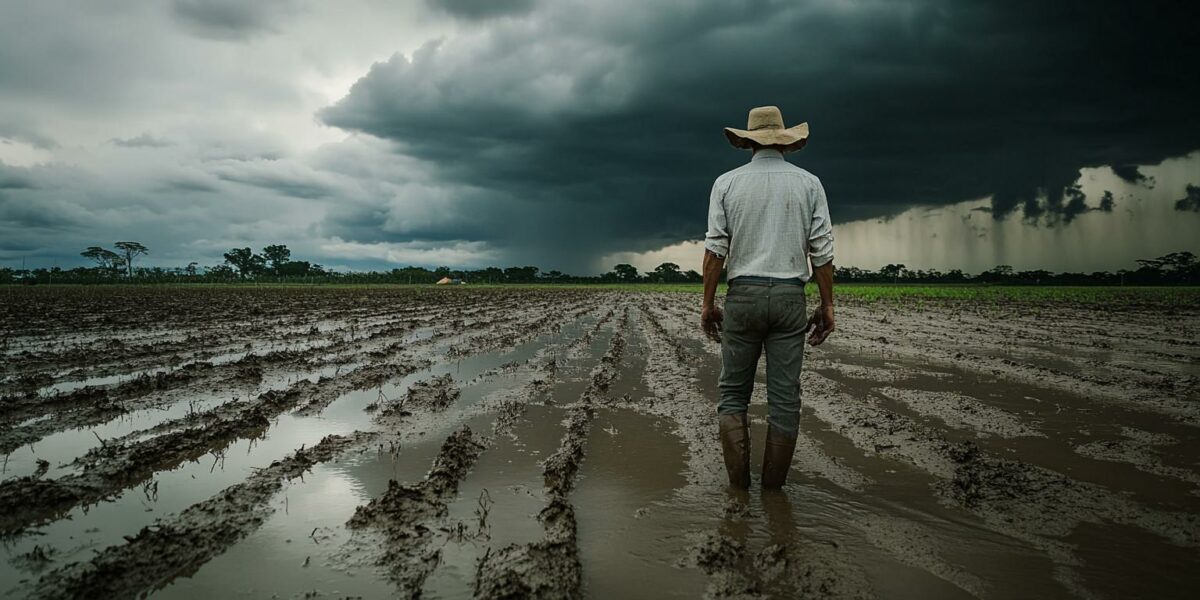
left=345, top=427, right=487, bottom=594
left=473, top=306, right=630, bottom=598
left=26, top=432, right=377, bottom=600
left=0, top=286, right=1197, bottom=599
left=0, top=359, right=427, bottom=534
left=6, top=289, right=596, bottom=598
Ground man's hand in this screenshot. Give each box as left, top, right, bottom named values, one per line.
left=806, top=304, right=835, bottom=346
left=701, top=303, right=724, bottom=343
left=700, top=248, right=726, bottom=343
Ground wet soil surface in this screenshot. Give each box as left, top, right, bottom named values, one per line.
left=1, top=286, right=1197, bottom=599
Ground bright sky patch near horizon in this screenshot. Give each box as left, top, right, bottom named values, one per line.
left=1, top=0, right=1198, bottom=275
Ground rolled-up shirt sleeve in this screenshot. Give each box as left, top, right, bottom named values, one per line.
left=808, top=179, right=834, bottom=267
left=704, top=177, right=730, bottom=258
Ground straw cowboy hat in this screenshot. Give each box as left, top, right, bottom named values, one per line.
left=723, top=106, right=809, bottom=152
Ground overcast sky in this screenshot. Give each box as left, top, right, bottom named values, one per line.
left=2, top=0, right=1198, bottom=275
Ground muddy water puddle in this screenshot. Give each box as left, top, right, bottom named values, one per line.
left=734, top=373, right=1066, bottom=598
left=152, top=323, right=606, bottom=598
left=15, top=318, right=433, bottom=399
left=5, top=289, right=1198, bottom=598
left=0, top=314, right=562, bottom=483
left=735, top=390, right=1068, bottom=598
left=1, top=396, right=230, bottom=481
left=816, top=352, right=1200, bottom=511
left=1, top=316, right=594, bottom=596
left=0, top=409, right=368, bottom=595
left=1021, top=338, right=1200, bottom=379
left=573, top=407, right=704, bottom=598
left=406, top=403, right=709, bottom=599
left=0, top=361, right=357, bottom=482
left=151, top=440, right=446, bottom=600
left=1067, top=521, right=1200, bottom=598
left=151, top=382, right=546, bottom=598
left=650, top=312, right=1196, bottom=598
left=33, top=336, right=337, bottom=397
left=572, top=325, right=994, bottom=599
left=423, top=404, right=567, bottom=597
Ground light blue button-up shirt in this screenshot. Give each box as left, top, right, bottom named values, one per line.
left=704, top=148, right=834, bottom=281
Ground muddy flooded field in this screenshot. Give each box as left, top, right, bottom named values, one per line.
left=1, top=285, right=1197, bottom=599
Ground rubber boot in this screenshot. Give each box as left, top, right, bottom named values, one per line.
left=761, top=426, right=797, bottom=488
left=718, top=413, right=751, bottom=489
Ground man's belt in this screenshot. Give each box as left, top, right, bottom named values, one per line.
left=728, top=276, right=805, bottom=286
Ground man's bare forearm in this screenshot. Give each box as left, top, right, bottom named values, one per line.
left=702, top=249, right=725, bottom=308
left=812, top=261, right=834, bottom=306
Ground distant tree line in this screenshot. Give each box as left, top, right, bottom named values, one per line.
left=218, top=244, right=327, bottom=279
left=1, top=244, right=1197, bottom=286
left=834, top=251, right=1199, bottom=285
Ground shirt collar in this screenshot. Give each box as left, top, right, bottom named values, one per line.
left=751, top=148, right=785, bottom=162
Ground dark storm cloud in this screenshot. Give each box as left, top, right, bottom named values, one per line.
left=1099, top=191, right=1116, bottom=213
left=1112, top=165, right=1152, bottom=187
left=1024, top=183, right=1115, bottom=225
left=1048, top=185, right=1091, bottom=225
left=320, top=0, right=1200, bottom=267
left=0, top=197, right=86, bottom=230
left=0, top=163, right=38, bottom=190
left=110, top=133, right=173, bottom=148
left=0, top=166, right=91, bottom=231
left=1175, top=185, right=1200, bottom=212
left=0, top=125, right=57, bottom=150
left=170, top=0, right=300, bottom=40
left=320, top=191, right=502, bottom=244
left=427, top=0, right=536, bottom=20
left=214, top=162, right=336, bottom=199
left=156, top=176, right=218, bottom=194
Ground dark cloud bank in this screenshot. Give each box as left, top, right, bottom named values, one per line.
left=170, top=0, right=300, bottom=40
left=426, top=0, right=536, bottom=21
left=1, top=0, right=1197, bottom=273
left=1177, top=185, right=1200, bottom=212
left=318, top=0, right=1200, bottom=269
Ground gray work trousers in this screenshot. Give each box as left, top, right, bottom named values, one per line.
left=717, top=279, right=807, bottom=436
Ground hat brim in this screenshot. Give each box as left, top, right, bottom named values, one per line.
left=723, top=122, right=809, bottom=152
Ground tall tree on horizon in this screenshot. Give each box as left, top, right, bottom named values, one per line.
left=612, top=263, right=639, bottom=282
left=262, top=244, right=292, bottom=275
left=114, top=241, right=149, bottom=277
left=653, top=262, right=682, bottom=283
left=880, top=263, right=907, bottom=284
left=80, top=246, right=122, bottom=273
left=223, top=247, right=266, bottom=278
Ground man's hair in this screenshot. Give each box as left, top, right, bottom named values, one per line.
left=748, top=141, right=783, bottom=152
left=748, top=140, right=804, bottom=153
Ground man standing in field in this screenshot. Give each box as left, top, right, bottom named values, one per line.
left=700, top=106, right=836, bottom=489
